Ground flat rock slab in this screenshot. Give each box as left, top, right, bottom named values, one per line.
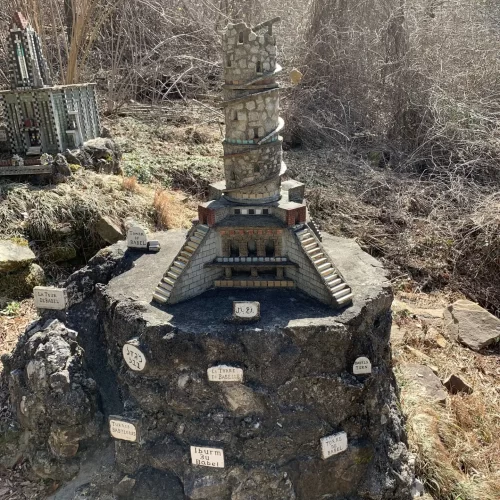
left=0, top=240, right=35, bottom=272
left=400, top=363, right=447, bottom=404
left=444, top=299, right=500, bottom=351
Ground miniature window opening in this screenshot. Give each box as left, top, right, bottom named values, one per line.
left=238, top=31, right=244, bottom=44
left=253, top=127, right=259, bottom=139
left=232, top=109, right=238, bottom=121
left=254, top=165, right=260, bottom=173
left=231, top=170, right=237, bottom=181
left=256, top=61, right=262, bottom=73
left=227, top=54, right=232, bottom=67
left=263, top=208, right=269, bottom=215
left=234, top=208, right=241, bottom=215
left=247, top=240, right=257, bottom=257
left=265, top=239, right=275, bottom=257
left=230, top=240, right=240, bottom=257
left=248, top=209, right=255, bottom=215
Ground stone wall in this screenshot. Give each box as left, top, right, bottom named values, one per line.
left=169, top=229, right=223, bottom=304
left=2, top=319, right=101, bottom=480
left=224, top=89, right=280, bottom=143
left=223, top=22, right=277, bottom=84
left=225, top=176, right=281, bottom=204
left=220, top=228, right=284, bottom=257
left=223, top=141, right=282, bottom=190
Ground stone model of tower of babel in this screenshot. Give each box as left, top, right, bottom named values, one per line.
left=153, top=18, right=353, bottom=308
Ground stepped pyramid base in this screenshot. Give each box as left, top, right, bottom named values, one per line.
left=152, top=222, right=353, bottom=308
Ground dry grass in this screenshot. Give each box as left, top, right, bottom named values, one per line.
left=0, top=170, right=153, bottom=284
left=121, top=175, right=139, bottom=192
left=153, top=188, right=195, bottom=230
left=394, top=292, right=500, bottom=500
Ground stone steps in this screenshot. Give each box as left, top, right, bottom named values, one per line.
left=153, top=224, right=210, bottom=304
left=296, top=226, right=353, bottom=308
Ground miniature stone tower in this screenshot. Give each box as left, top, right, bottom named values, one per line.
left=0, top=12, right=100, bottom=170
left=153, top=18, right=352, bottom=308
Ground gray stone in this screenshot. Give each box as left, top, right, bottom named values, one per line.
left=82, top=137, right=122, bottom=175
left=221, top=384, right=265, bottom=416
left=184, top=470, right=230, bottom=499
left=131, top=468, right=184, bottom=500
left=0, top=240, right=35, bottom=272
left=3, top=319, right=101, bottom=480
left=444, top=299, right=500, bottom=351
left=113, top=476, right=136, bottom=498
left=54, top=153, right=72, bottom=176
left=400, top=364, right=447, bottom=404
left=95, top=215, right=125, bottom=244
left=97, top=231, right=410, bottom=498
left=443, top=374, right=473, bottom=395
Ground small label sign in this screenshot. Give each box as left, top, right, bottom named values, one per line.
left=109, top=418, right=138, bottom=442
left=353, top=357, right=372, bottom=375
left=233, top=301, right=260, bottom=320
left=127, top=226, right=148, bottom=249
left=191, top=446, right=225, bottom=468
left=123, top=343, right=147, bottom=372
left=208, top=365, right=243, bottom=382
left=33, top=287, right=67, bottom=310
left=320, top=431, right=348, bottom=460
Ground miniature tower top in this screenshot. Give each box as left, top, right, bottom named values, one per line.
left=221, top=17, right=284, bottom=205
left=8, top=12, right=53, bottom=90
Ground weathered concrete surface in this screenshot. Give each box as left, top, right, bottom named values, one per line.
left=444, top=299, right=500, bottom=351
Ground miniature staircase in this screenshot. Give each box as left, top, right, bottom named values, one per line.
left=295, top=227, right=353, bottom=308
left=152, top=224, right=210, bottom=304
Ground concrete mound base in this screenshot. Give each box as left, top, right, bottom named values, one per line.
left=96, top=230, right=412, bottom=499
left=5, top=230, right=412, bottom=499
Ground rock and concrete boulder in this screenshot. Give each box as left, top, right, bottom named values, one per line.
left=0, top=239, right=35, bottom=272
left=64, top=137, right=122, bottom=175
left=400, top=364, right=447, bottom=405
left=53, top=154, right=72, bottom=177
left=1, top=319, right=102, bottom=480
left=444, top=299, right=500, bottom=351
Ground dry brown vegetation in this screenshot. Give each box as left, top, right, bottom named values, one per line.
left=393, top=292, right=500, bottom=500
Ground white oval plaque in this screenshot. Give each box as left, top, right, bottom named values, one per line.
left=233, top=301, right=260, bottom=319
left=320, top=431, right=348, bottom=459
left=127, top=226, right=148, bottom=249
left=207, top=365, right=243, bottom=382
left=190, top=446, right=225, bottom=468
left=122, top=343, right=147, bottom=372
left=109, top=418, right=138, bottom=442
left=353, top=357, right=372, bottom=375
